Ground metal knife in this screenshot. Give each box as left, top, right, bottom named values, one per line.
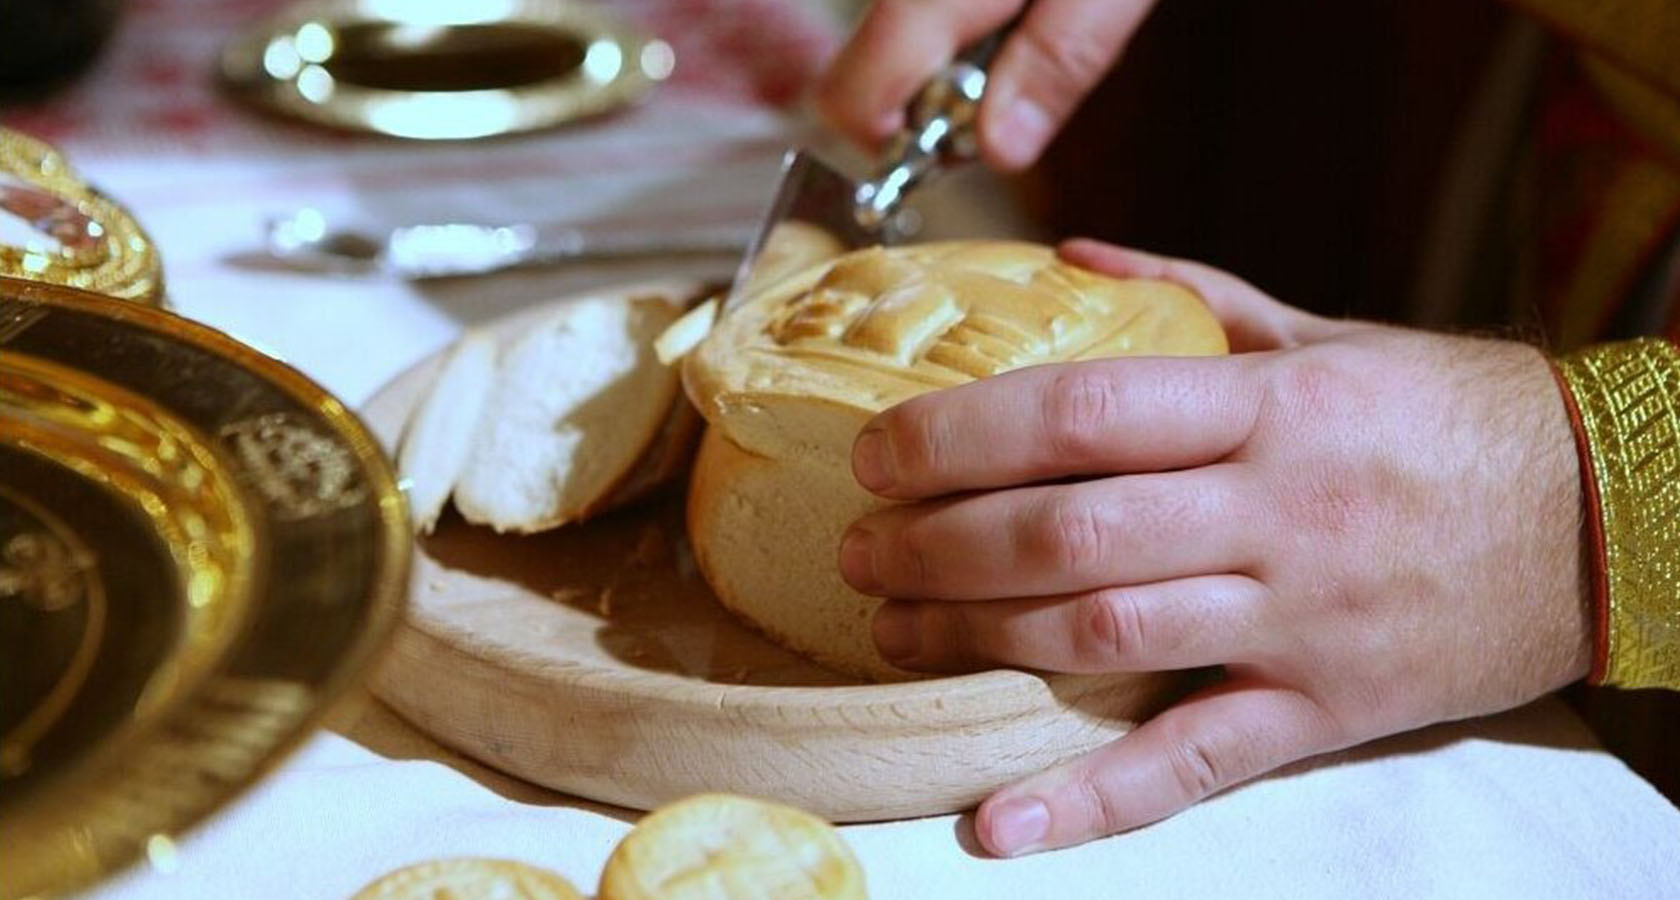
left=264, top=210, right=756, bottom=280
left=721, top=20, right=1019, bottom=313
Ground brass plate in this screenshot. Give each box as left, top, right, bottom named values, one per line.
left=0, top=277, right=409, bottom=899
left=218, top=0, right=674, bottom=140
left=0, top=128, right=164, bottom=306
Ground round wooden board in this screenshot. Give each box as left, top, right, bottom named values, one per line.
left=361, top=282, right=1179, bottom=822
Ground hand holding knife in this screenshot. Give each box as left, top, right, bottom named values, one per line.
left=722, top=17, right=1022, bottom=313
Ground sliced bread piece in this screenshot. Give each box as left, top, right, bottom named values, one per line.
left=589, top=392, right=702, bottom=516
left=453, top=293, right=686, bottom=533
left=396, top=330, right=497, bottom=534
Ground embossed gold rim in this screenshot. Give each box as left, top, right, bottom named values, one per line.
left=0, top=277, right=409, bottom=900
left=217, top=0, right=672, bottom=140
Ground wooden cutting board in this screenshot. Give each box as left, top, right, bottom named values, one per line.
left=360, top=283, right=1179, bottom=822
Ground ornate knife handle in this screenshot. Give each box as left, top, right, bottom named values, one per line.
left=854, top=18, right=1020, bottom=232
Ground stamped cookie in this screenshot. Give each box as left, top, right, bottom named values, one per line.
left=599, top=794, right=865, bottom=900
left=351, top=858, right=584, bottom=900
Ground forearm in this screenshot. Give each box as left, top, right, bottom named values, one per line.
left=1553, top=338, right=1680, bottom=690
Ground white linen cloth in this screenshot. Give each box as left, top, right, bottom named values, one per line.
left=9, top=1, right=1679, bottom=897
left=90, top=698, right=1680, bottom=899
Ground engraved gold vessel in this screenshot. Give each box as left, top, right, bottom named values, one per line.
left=0, top=278, right=409, bottom=899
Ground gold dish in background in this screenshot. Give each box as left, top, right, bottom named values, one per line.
left=0, top=278, right=409, bottom=900
left=0, top=128, right=164, bottom=306
left=218, top=0, right=675, bottom=140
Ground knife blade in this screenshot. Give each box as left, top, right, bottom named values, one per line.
left=720, top=16, right=1021, bottom=315
left=720, top=148, right=883, bottom=314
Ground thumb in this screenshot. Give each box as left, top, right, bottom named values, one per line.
left=975, top=680, right=1336, bottom=855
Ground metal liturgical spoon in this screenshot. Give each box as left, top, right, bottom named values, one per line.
left=264, top=209, right=754, bottom=279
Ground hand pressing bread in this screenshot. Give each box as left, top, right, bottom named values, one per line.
left=838, top=239, right=1590, bottom=857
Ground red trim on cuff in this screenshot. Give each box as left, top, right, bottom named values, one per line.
left=1548, top=359, right=1611, bottom=683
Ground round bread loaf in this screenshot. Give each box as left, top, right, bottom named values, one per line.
left=684, top=241, right=1228, bottom=680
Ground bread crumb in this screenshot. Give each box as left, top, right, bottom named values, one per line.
left=730, top=667, right=751, bottom=683
left=549, top=586, right=596, bottom=606
left=596, top=585, right=616, bottom=618
left=673, top=540, right=699, bottom=580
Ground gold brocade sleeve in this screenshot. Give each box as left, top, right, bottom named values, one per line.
left=1554, top=339, right=1680, bottom=690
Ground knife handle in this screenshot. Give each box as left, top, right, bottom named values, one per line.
left=953, top=11, right=1019, bottom=72
left=854, top=14, right=1024, bottom=232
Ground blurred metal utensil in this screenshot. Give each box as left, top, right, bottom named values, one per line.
left=264, top=209, right=753, bottom=279
left=219, top=0, right=672, bottom=140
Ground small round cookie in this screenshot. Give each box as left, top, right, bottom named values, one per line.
left=599, top=794, right=866, bottom=900
left=350, top=858, right=585, bottom=900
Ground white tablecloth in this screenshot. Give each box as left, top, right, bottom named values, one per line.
left=10, top=1, right=1679, bottom=897
left=89, top=699, right=1680, bottom=899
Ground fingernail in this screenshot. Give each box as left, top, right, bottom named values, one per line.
left=872, top=601, right=919, bottom=661
left=872, top=109, right=904, bottom=144
left=992, top=98, right=1052, bottom=169
left=852, top=428, right=895, bottom=492
left=839, top=528, right=881, bottom=593
left=989, top=797, right=1051, bottom=856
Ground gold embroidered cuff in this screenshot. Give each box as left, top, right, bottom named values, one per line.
left=1555, top=338, right=1680, bottom=690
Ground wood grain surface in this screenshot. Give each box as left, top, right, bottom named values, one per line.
left=360, top=284, right=1181, bottom=822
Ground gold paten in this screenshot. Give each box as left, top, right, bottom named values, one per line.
left=218, top=0, right=674, bottom=140
left=0, top=129, right=164, bottom=306
left=1557, top=338, right=1680, bottom=691
left=0, top=278, right=409, bottom=899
